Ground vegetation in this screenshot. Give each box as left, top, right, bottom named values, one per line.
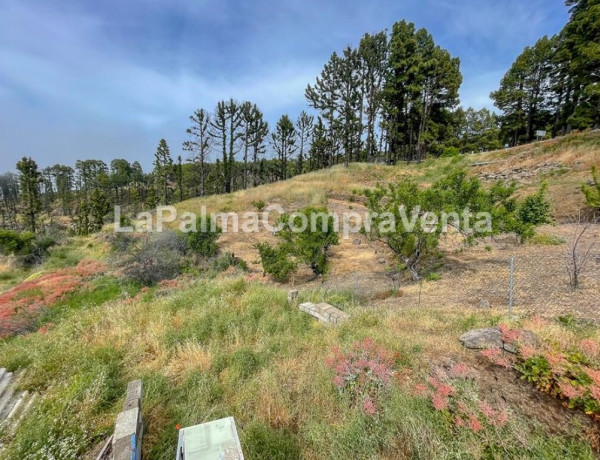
left=582, top=166, right=600, bottom=211
left=256, top=206, right=339, bottom=279
left=186, top=216, right=221, bottom=257
left=1, top=278, right=597, bottom=458
left=255, top=242, right=297, bottom=282
left=362, top=168, right=550, bottom=279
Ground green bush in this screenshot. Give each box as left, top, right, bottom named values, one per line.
left=251, top=199, right=267, bottom=211
left=514, top=184, right=553, bottom=243
left=0, top=229, right=56, bottom=266
left=440, top=146, right=460, bottom=158
left=187, top=216, right=221, bottom=257
left=255, top=242, right=297, bottom=281
left=582, top=166, right=600, bottom=210
left=279, top=206, right=339, bottom=276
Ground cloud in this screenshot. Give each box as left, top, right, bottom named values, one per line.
left=0, top=0, right=571, bottom=171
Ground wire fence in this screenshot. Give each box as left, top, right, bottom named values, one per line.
left=320, top=249, right=600, bottom=322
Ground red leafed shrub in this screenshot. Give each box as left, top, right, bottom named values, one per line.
left=416, top=364, right=510, bottom=432
left=480, top=348, right=513, bottom=368
left=325, top=338, right=397, bottom=417
left=0, top=260, right=104, bottom=337
left=481, top=329, right=600, bottom=420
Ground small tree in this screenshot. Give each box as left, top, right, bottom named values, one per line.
left=582, top=166, right=600, bottom=210
left=187, top=216, right=221, bottom=257
left=255, top=242, right=297, bottom=281
left=565, top=215, right=598, bottom=289
left=256, top=206, right=339, bottom=279
left=513, top=184, right=553, bottom=243
left=363, top=168, right=540, bottom=280
left=364, top=180, right=442, bottom=281
left=279, top=207, right=339, bottom=276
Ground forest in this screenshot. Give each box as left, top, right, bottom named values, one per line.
left=0, top=0, right=597, bottom=236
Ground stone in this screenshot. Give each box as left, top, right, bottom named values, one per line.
left=479, top=299, right=490, bottom=309
left=377, top=258, right=386, bottom=265
left=460, top=327, right=538, bottom=354
left=122, top=379, right=143, bottom=411
left=113, top=407, right=142, bottom=460
left=352, top=238, right=362, bottom=246
left=459, top=327, right=503, bottom=349
left=299, top=302, right=349, bottom=325
left=503, top=329, right=538, bottom=354
left=287, top=290, right=299, bottom=303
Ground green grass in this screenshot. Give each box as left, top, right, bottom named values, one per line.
left=0, top=278, right=596, bottom=458
left=529, top=233, right=567, bottom=246
left=36, top=275, right=141, bottom=327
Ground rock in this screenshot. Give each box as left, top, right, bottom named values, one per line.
left=479, top=299, right=490, bottom=309
left=377, top=258, right=386, bottom=265
left=298, top=302, right=349, bottom=325
left=460, top=327, right=538, bottom=354
left=504, top=329, right=537, bottom=354
left=287, top=289, right=299, bottom=303
left=459, top=327, right=503, bottom=349
left=352, top=238, right=362, bottom=245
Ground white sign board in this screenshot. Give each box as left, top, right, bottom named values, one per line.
left=536, top=130, right=546, bottom=138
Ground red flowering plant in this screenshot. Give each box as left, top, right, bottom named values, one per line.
left=415, top=363, right=510, bottom=433
left=479, top=324, right=600, bottom=419
left=0, top=260, right=105, bottom=337
left=325, top=338, right=397, bottom=417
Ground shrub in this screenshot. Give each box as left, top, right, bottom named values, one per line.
left=278, top=206, right=339, bottom=276
left=0, top=229, right=56, bottom=266
left=255, top=242, right=297, bottom=281
left=109, top=232, right=136, bottom=253
left=325, top=338, right=396, bottom=416
left=441, top=146, right=460, bottom=158
left=251, top=199, right=267, bottom=211
left=186, top=216, right=221, bottom=257
left=122, top=231, right=185, bottom=285
left=582, top=166, right=600, bottom=210
left=211, top=252, right=247, bottom=273
left=514, top=184, right=552, bottom=242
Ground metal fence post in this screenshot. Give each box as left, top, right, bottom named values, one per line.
left=508, top=256, right=514, bottom=316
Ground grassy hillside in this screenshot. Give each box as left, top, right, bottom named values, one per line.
left=1, top=278, right=599, bottom=458
left=0, top=131, right=599, bottom=458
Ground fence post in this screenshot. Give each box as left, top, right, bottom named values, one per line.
left=508, top=256, right=514, bottom=316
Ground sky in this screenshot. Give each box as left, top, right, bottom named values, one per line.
left=0, top=0, right=569, bottom=172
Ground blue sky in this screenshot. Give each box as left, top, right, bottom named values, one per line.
left=0, top=0, right=569, bottom=172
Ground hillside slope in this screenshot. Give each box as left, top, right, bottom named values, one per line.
left=0, top=131, right=599, bottom=458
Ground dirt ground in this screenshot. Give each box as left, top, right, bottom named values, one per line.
left=219, top=189, right=599, bottom=323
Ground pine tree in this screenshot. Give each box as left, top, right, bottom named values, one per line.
left=0, top=172, right=20, bottom=228
left=183, top=108, right=211, bottom=197
left=562, top=0, right=600, bottom=129
left=210, top=100, right=243, bottom=193
left=296, top=111, right=314, bottom=175
left=491, top=36, right=555, bottom=144
left=176, top=155, right=184, bottom=202
left=358, top=31, right=388, bottom=161
left=89, top=188, right=110, bottom=231
left=247, top=105, right=269, bottom=187
left=153, top=139, right=173, bottom=205
left=16, top=157, right=42, bottom=233
left=271, top=115, right=297, bottom=180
